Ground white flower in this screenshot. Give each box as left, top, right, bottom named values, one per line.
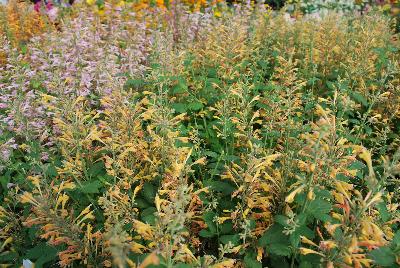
left=23, top=259, right=34, bottom=268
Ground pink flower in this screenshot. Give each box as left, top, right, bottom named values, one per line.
left=46, top=1, right=53, bottom=10
left=41, top=152, right=49, bottom=161
left=34, top=2, right=41, bottom=12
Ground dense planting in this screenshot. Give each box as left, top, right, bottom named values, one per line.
left=0, top=1, right=400, bottom=267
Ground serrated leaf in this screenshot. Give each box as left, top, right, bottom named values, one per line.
left=142, top=214, right=156, bottom=225
left=219, top=221, right=233, bottom=234
left=207, top=181, right=235, bottom=195
left=290, top=225, right=315, bottom=247
left=220, top=234, right=240, bottom=246
left=124, top=78, right=145, bottom=90
left=79, top=180, right=102, bottom=194
left=369, top=246, right=396, bottom=267
left=376, top=202, right=391, bottom=222
left=204, top=151, right=219, bottom=158
left=203, top=211, right=217, bottom=233
left=350, top=92, right=369, bottom=107
left=306, top=199, right=332, bottom=221
left=188, top=101, right=203, bottom=111
left=269, top=243, right=292, bottom=256
left=270, top=257, right=290, bottom=268
left=0, top=175, right=10, bottom=191
left=0, top=251, right=18, bottom=262
left=258, top=224, right=288, bottom=246
left=44, top=165, right=58, bottom=178
left=25, top=242, right=58, bottom=268
left=392, top=230, right=400, bottom=246
left=142, top=182, right=156, bottom=204
left=299, top=254, right=323, bottom=267
left=172, top=103, right=187, bottom=113
left=172, top=81, right=188, bottom=94
left=88, top=161, right=105, bottom=177
left=141, top=207, right=157, bottom=225
left=326, top=81, right=336, bottom=90
left=135, top=198, right=151, bottom=209
left=274, top=215, right=288, bottom=227
left=199, top=229, right=215, bottom=238
left=207, top=68, right=218, bottom=78
left=244, top=250, right=262, bottom=268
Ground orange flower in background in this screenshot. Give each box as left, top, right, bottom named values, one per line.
left=156, top=0, right=164, bottom=7
left=0, top=0, right=47, bottom=47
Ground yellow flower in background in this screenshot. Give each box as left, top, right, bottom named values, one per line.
left=86, top=0, right=96, bottom=5
left=27, top=175, right=41, bottom=188
left=97, top=8, right=105, bottom=15
left=115, top=0, right=125, bottom=7
left=214, top=10, right=222, bottom=17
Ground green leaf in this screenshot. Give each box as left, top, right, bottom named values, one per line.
left=141, top=207, right=157, bottom=225
left=0, top=175, right=10, bottom=192
left=392, top=230, right=400, bottom=246
left=142, top=207, right=157, bottom=217
left=219, top=221, right=233, bottom=234
left=172, top=103, right=187, bottom=113
left=220, top=234, right=240, bottom=246
left=259, top=225, right=292, bottom=255
left=270, top=255, right=290, bottom=268
left=25, top=242, right=58, bottom=268
left=369, top=246, right=396, bottom=267
left=124, top=78, right=145, bottom=90
left=299, top=261, right=313, bottom=268
left=135, top=198, right=151, bottom=209
left=244, top=250, right=262, bottom=268
left=207, top=68, right=218, bottom=78
left=188, top=101, right=204, bottom=111
left=44, top=165, right=58, bottom=178
left=349, top=160, right=365, bottom=170
left=206, top=181, right=235, bottom=196
left=376, top=202, right=391, bottom=222
left=290, top=225, right=315, bottom=247
left=326, top=81, right=336, bottom=91
left=218, top=198, right=237, bottom=210
left=204, top=151, right=219, bottom=158
left=350, top=91, right=369, bottom=107
left=172, top=81, right=188, bottom=94
left=199, top=229, right=215, bottom=238
left=259, top=224, right=288, bottom=246
left=299, top=254, right=323, bottom=268
left=0, top=251, right=18, bottom=262
left=306, top=199, right=332, bottom=221
left=274, top=215, right=288, bottom=227
left=88, top=161, right=105, bottom=177
left=203, top=211, right=217, bottom=233
left=142, top=182, right=156, bottom=204
left=79, top=180, right=102, bottom=194
left=269, top=244, right=292, bottom=256
left=248, top=219, right=256, bottom=230
left=314, top=189, right=332, bottom=199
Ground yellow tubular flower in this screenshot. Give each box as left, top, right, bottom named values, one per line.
left=285, top=185, right=305, bottom=203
